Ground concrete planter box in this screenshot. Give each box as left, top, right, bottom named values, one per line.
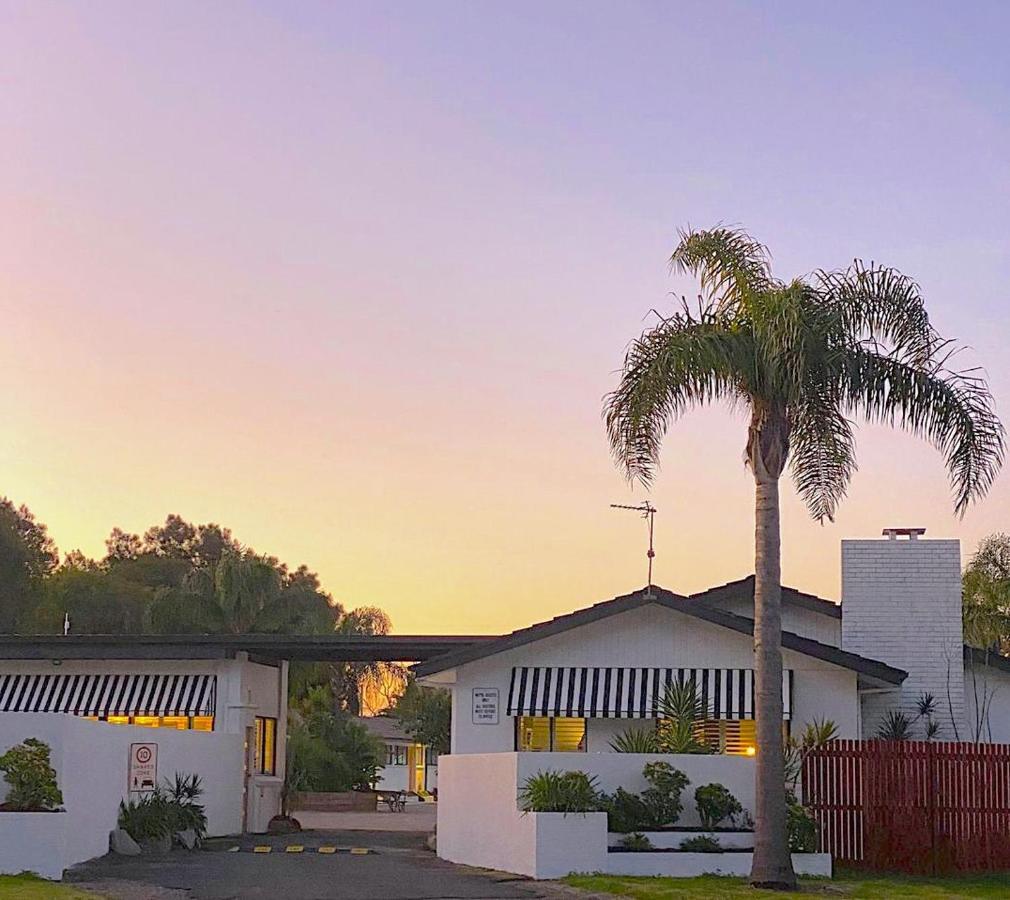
left=605, top=850, right=832, bottom=878
left=294, top=790, right=377, bottom=812
left=529, top=812, right=609, bottom=879
left=608, top=829, right=754, bottom=850
left=0, top=811, right=69, bottom=879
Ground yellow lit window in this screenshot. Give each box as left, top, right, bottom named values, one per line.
left=160, top=716, right=189, bottom=731
left=691, top=719, right=770, bottom=756
left=107, top=716, right=130, bottom=726
left=191, top=716, right=214, bottom=732
left=132, top=716, right=160, bottom=728
left=253, top=716, right=277, bottom=775
left=516, top=717, right=586, bottom=752
left=518, top=716, right=551, bottom=751
left=552, top=717, right=586, bottom=752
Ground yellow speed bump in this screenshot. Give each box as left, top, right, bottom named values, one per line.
left=318, top=846, right=337, bottom=854
left=349, top=848, right=369, bottom=855
left=286, top=845, right=304, bottom=853
left=253, top=846, right=272, bottom=854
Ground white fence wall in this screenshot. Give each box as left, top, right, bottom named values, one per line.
left=0, top=714, right=243, bottom=878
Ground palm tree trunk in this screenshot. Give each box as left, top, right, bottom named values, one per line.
left=749, top=470, right=796, bottom=889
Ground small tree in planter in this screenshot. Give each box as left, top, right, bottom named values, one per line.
left=517, top=770, right=599, bottom=814
left=694, top=783, right=743, bottom=830
left=0, top=738, right=63, bottom=811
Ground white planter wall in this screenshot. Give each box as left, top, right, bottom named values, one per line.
left=438, top=752, right=832, bottom=879
left=0, top=713, right=243, bottom=878
left=0, top=813, right=69, bottom=880
left=608, top=830, right=754, bottom=850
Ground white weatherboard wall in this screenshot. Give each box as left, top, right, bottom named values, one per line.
left=842, top=537, right=964, bottom=738
left=441, top=604, right=860, bottom=754
left=437, top=752, right=831, bottom=879
left=0, top=713, right=243, bottom=879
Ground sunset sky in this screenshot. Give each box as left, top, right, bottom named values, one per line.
left=3, top=2, right=1009, bottom=634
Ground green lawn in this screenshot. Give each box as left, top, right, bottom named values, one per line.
left=563, top=872, right=1010, bottom=899
left=0, top=875, right=105, bottom=899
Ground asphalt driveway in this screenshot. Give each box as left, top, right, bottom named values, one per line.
left=66, top=830, right=550, bottom=900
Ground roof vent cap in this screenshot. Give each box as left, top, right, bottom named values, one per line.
left=882, top=527, right=926, bottom=541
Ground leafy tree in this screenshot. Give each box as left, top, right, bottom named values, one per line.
left=963, top=533, right=1010, bottom=653
left=605, top=225, right=1003, bottom=887
left=0, top=499, right=58, bottom=632
left=149, top=551, right=337, bottom=635
left=330, top=607, right=406, bottom=715
left=0, top=738, right=63, bottom=811
left=391, top=678, right=450, bottom=755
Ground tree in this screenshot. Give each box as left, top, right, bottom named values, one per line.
left=391, top=677, right=451, bottom=755
left=330, top=607, right=406, bottom=715
left=604, top=225, right=1003, bottom=888
left=0, top=499, right=59, bottom=632
left=149, top=551, right=337, bottom=635
left=963, top=533, right=1010, bottom=652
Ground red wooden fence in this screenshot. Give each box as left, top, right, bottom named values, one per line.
left=802, top=739, right=1010, bottom=874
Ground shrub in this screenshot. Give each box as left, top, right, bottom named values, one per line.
left=288, top=707, right=384, bottom=792
left=119, top=792, right=174, bottom=842
left=599, top=787, right=652, bottom=833
left=609, top=728, right=659, bottom=753
left=786, top=791, right=819, bottom=853
left=640, top=761, right=689, bottom=827
left=876, top=710, right=913, bottom=741
left=0, top=738, right=63, bottom=811
left=619, top=832, right=653, bottom=851
left=518, top=770, right=599, bottom=814
left=679, top=834, right=722, bottom=852
left=694, top=783, right=743, bottom=830
left=654, top=682, right=712, bottom=754
left=164, top=773, right=207, bottom=839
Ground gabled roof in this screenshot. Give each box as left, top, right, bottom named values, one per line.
left=413, top=585, right=905, bottom=686
left=690, top=575, right=842, bottom=619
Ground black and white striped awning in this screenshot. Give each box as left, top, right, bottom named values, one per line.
left=0, top=673, right=216, bottom=717
left=506, top=667, right=793, bottom=720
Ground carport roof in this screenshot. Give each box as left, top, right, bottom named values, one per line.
left=0, top=633, right=496, bottom=663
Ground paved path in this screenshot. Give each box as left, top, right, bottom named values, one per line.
left=67, top=829, right=551, bottom=900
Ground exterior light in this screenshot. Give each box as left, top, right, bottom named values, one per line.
left=745, top=746, right=756, bottom=756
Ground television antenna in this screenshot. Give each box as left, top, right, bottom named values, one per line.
left=610, top=501, right=658, bottom=596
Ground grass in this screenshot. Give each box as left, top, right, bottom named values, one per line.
left=563, top=871, right=1010, bottom=899
left=0, top=874, right=106, bottom=899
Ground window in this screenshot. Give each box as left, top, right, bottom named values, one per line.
left=516, top=717, right=586, bottom=752
left=253, top=716, right=277, bottom=775
left=386, top=744, right=407, bottom=766
left=96, top=715, right=215, bottom=731
left=692, top=719, right=783, bottom=756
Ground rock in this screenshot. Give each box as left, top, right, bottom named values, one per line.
left=109, top=828, right=141, bottom=856
left=425, top=831, right=437, bottom=853
left=267, top=815, right=302, bottom=834
left=175, top=829, right=198, bottom=850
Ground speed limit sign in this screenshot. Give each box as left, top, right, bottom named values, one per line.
left=128, top=742, right=158, bottom=793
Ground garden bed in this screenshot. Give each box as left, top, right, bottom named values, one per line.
left=608, top=829, right=754, bottom=850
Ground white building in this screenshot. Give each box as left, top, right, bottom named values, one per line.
left=417, top=528, right=1010, bottom=757
left=358, top=715, right=438, bottom=795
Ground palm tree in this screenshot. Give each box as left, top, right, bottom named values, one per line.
left=604, top=226, right=1003, bottom=888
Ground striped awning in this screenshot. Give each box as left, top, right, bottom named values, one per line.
left=0, top=673, right=216, bottom=718
left=506, top=667, right=793, bottom=721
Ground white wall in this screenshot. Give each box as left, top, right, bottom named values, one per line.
left=963, top=658, right=1010, bottom=744
left=442, top=604, right=862, bottom=753
left=0, top=713, right=243, bottom=878
left=842, top=537, right=964, bottom=738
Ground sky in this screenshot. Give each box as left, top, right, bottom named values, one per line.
left=2, top=2, right=1009, bottom=634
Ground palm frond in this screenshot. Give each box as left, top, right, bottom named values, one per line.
left=817, top=261, right=938, bottom=366
left=603, top=306, right=751, bottom=486
left=842, top=349, right=1005, bottom=516
left=670, top=225, right=773, bottom=309
left=788, top=392, right=856, bottom=522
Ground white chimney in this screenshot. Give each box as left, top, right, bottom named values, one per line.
left=841, top=530, right=964, bottom=739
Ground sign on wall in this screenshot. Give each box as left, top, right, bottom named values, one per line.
left=471, top=687, right=499, bottom=725
left=128, top=742, right=158, bottom=793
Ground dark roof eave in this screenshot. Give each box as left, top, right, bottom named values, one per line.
left=689, top=575, right=842, bottom=619
left=414, top=587, right=905, bottom=685
left=964, top=644, right=1010, bottom=675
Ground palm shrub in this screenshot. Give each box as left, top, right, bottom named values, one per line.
left=640, top=761, right=690, bottom=827
left=517, top=770, right=599, bottom=814
left=876, top=710, right=914, bottom=741
left=164, top=773, right=207, bottom=839
left=605, top=225, right=1004, bottom=887
left=694, top=783, right=744, bottom=830
left=0, top=738, right=63, bottom=811
left=783, top=717, right=838, bottom=790
left=653, top=681, right=711, bottom=754
left=118, top=791, right=174, bottom=842
left=609, top=727, right=659, bottom=753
